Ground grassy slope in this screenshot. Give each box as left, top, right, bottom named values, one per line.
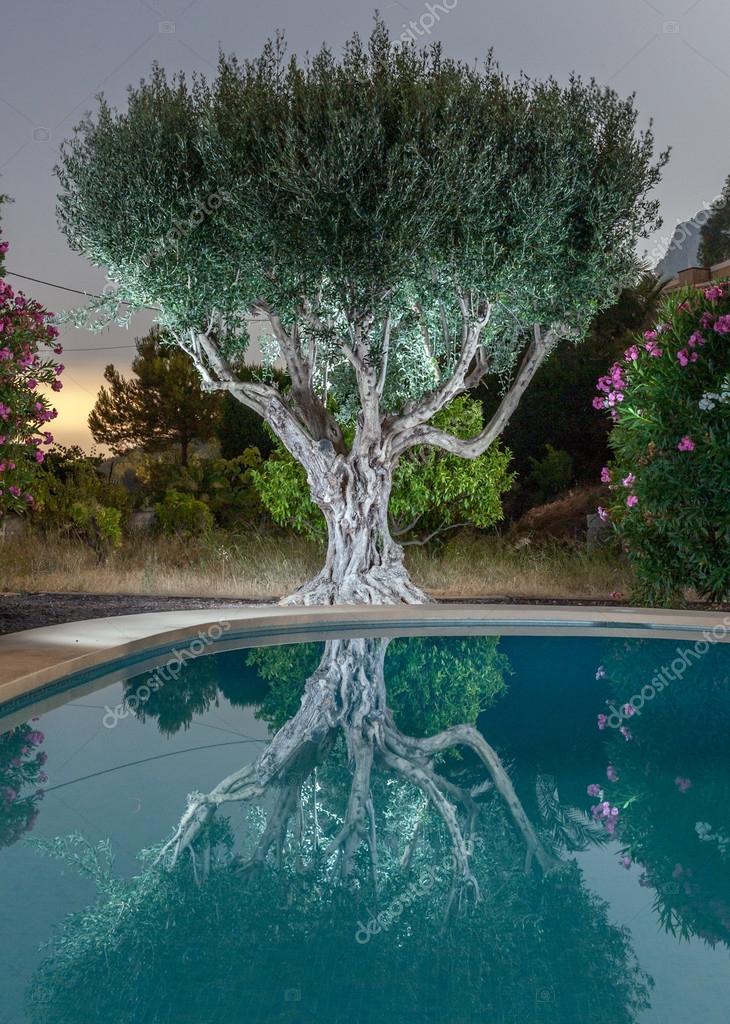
left=0, top=529, right=631, bottom=602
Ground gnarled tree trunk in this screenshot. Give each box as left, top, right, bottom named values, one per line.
left=285, top=453, right=428, bottom=606
left=182, top=307, right=556, bottom=607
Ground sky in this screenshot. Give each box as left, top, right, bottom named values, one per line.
left=1, top=0, right=729, bottom=449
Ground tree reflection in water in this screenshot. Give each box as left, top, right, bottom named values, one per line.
left=27, top=637, right=652, bottom=1024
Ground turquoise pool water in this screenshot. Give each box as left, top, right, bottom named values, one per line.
left=0, top=631, right=728, bottom=1023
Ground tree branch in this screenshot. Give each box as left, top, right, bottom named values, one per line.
left=376, top=315, right=392, bottom=397
left=391, top=326, right=557, bottom=459
left=388, top=723, right=560, bottom=874
left=385, top=297, right=492, bottom=444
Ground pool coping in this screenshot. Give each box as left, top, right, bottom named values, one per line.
left=1, top=603, right=728, bottom=715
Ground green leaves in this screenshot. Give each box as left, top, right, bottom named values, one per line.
left=56, top=21, right=665, bottom=381
left=87, top=328, right=221, bottom=464
left=601, top=287, right=730, bottom=604
left=252, top=396, right=514, bottom=542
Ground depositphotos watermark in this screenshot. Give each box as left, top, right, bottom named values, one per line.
left=397, top=0, right=458, bottom=45
left=599, top=615, right=730, bottom=730
left=102, top=621, right=231, bottom=729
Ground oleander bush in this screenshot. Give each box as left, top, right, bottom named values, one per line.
left=594, top=284, right=730, bottom=605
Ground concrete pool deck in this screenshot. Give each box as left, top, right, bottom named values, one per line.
left=0, top=603, right=728, bottom=714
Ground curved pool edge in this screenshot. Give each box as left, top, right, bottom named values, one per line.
left=1, top=603, right=729, bottom=717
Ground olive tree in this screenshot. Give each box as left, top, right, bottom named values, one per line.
left=56, top=21, right=665, bottom=604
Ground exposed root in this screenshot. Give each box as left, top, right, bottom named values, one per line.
left=281, top=564, right=431, bottom=606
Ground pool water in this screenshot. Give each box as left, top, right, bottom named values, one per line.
left=0, top=632, right=728, bottom=1023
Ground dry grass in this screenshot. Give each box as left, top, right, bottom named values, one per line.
left=0, top=528, right=632, bottom=601
left=409, top=533, right=631, bottom=600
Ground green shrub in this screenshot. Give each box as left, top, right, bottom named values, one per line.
left=595, top=284, right=730, bottom=605
left=33, top=446, right=129, bottom=558
left=252, top=396, right=514, bottom=543
left=526, top=444, right=574, bottom=504
left=67, top=501, right=123, bottom=559
left=155, top=490, right=214, bottom=538
left=140, top=449, right=265, bottom=528
left=201, top=449, right=265, bottom=528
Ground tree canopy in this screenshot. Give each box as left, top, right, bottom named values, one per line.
left=698, top=176, right=730, bottom=266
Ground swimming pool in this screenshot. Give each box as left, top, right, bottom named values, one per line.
left=1, top=625, right=728, bottom=1023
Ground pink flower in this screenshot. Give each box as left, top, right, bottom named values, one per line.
left=587, top=784, right=602, bottom=797
left=600, top=467, right=612, bottom=484
left=620, top=726, right=632, bottom=741
left=0, top=241, right=9, bottom=254
left=675, top=776, right=692, bottom=793
left=593, top=396, right=606, bottom=410
left=624, top=344, right=639, bottom=361
left=688, top=332, right=705, bottom=347
left=704, top=285, right=724, bottom=301
left=54, top=363, right=64, bottom=375
left=26, top=378, right=38, bottom=390
left=597, top=713, right=608, bottom=730
left=644, top=340, right=663, bottom=357
left=643, top=330, right=658, bottom=341
left=0, top=402, right=10, bottom=420
left=0, top=347, right=11, bottom=361
left=678, top=300, right=691, bottom=312
left=677, top=435, right=696, bottom=452
left=34, top=449, right=44, bottom=463
left=700, top=311, right=716, bottom=329
left=677, top=349, right=690, bottom=367
left=619, top=855, right=632, bottom=869
left=607, top=764, right=619, bottom=782
left=597, top=506, right=609, bottom=523
left=626, top=494, right=638, bottom=508
left=622, top=473, right=635, bottom=487
left=591, top=800, right=621, bottom=832
left=621, top=703, right=636, bottom=718
left=713, top=314, right=730, bottom=334
left=51, top=379, right=63, bottom=392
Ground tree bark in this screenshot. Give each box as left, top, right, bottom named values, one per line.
left=175, top=315, right=557, bottom=607
left=284, top=452, right=429, bottom=606
left=157, top=637, right=560, bottom=888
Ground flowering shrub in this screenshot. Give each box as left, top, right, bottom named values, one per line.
left=587, top=642, right=730, bottom=948
left=0, top=722, right=47, bottom=849
left=0, top=237, right=64, bottom=518
left=594, top=285, right=730, bottom=604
